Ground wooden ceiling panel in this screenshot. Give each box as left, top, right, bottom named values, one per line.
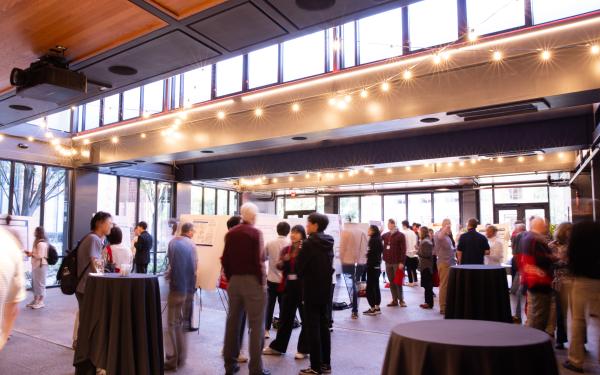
left=0, top=0, right=166, bottom=93
left=145, top=0, right=227, bottom=19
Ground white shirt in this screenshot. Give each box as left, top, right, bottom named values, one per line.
left=485, top=237, right=504, bottom=265
left=402, top=228, right=418, bottom=258
left=0, top=228, right=26, bottom=339
left=265, top=236, right=290, bottom=284
left=31, top=241, right=49, bottom=267
left=111, top=243, right=133, bottom=268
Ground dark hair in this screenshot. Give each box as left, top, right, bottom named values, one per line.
left=419, top=226, right=430, bottom=239
left=34, top=226, right=46, bottom=241
left=388, top=218, right=396, bottom=225
left=180, top=222, right=194, bottom=235
left=91, top=211, right=112, bottom=230
left=277, top=221, right=291, bottom=236
left=291, top=225, right=307, bottom=240
left=5, top=215, right=12, bottom=225
left=136, top=221, right=148, bottom=230
left=308, top=213, right=329, bottom=232
left=107, top=226, right=123, bottom=245
left=369, top=225, right=381, bottom=237
left=554, top=222, right=573, bottom=245
left=467, top=218, right=479, bottom=229
left=486, top=225, right=498, bottom=235
left=401, top=220, right=410, bottom=228
left=227, top=215, right=242, bottom=229
left=568, top=221, right=600, bottom=277
left=412, top=223, right=421, bottom=228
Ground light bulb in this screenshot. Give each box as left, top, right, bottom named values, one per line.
left=27, top=136, right=34, bottom=142
left=272, top=178, right=278, bottom=183
left=518, top=156, right=524, bottom=163
left=558, top=152, right=565, bottom=159
left=70, top=106, right=77, bottom=111
left=111, top=136, right=119, bottom=144
left=83, top=139, right=90, bottom=145
left=51, top=139, right=59, bottom=146
left=140, top=133, right=147, bottom=139
left=45, top=131, right=53, bottom=139
left=497, top=157, right=504, bottom=163
left=405, top=166, right=411, bottom=171
left=142, top=112, right=150, bottom=119
left=591, top=44, right=600, bottom=55
left=537, top=154, right=545, bottom=161
left=368, top=170, right=374, bottom=175
left=470, top=159, right=476, bottom=164
left=337, top=101, right=348, bottom=110
left=344, top=95, right=352, bottom=103
left=386, top=168, right=393, bottom=174
left=447, top=162, right=453, bottom=167
left=81, top=150, right=90, bottom=158
left=305, top=173, right=310, bottom=179
left=338, top=173, right=344, bottom=179
left=468, top=32, right=478, bottom=42
left=433, top=54, right=442, bottom=64
left=459, top=161, right=465, bottom=167
left=381, top=81, right=390, bottom=92
left=217, top=111, right=226, bottom=119
left=403, top=70, right=412, bottom=80
left=291, top=103, right=300, bottom=112
left=289, top=176, right=294, bottom=182
left=254, top=108, right=263, bottom=117
left=262, top=176, right=267, bottom=181
left=328, top=98, right=337, bottom=106
left=492, top=51, right=503, bottom=61
left=179, top=112, right=188, bottom=120
left=360, top=89, right=368, bottom=98
left=540, top=50, right=551, bottom=61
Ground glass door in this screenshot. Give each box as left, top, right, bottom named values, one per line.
left=494, top=204, right=549, bottom=226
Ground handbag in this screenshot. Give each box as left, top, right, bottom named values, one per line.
left=393, top=266, right=405, bottom=286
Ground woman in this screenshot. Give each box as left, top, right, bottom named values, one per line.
left=26, top=227, right=49, bottom=309
left=263, top=225, right=309, bottom=359
left=107, top=226, right=133, bottom=273
left=548, top=222, right=572, bottom=349
left=417, top=226, right=434, bottom=309
left=363, top=225, right=383, bottom=316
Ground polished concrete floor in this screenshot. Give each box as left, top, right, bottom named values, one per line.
left=0, top=276, right=598, bottom=375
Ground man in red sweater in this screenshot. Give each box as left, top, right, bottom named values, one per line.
left=382, top=219, right=407, bottom=307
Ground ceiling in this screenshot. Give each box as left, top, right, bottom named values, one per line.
left=0, top=0, right=413, bottom=127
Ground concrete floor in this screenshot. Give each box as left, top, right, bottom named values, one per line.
left=0, top=276, right=598, bottom=375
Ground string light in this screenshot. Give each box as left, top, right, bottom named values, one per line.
left=142, top=112, right=150, bottom=119
left=558, top=152, right=565, bottom=159
left=367, top=169, right=374, bottom=175
left=360, top=89, right=368, bottom=98
left=305, top=173, right=310, bottom=179
left=537, top=154, right=545, bottom=161
left=386, top=168, right=393, bottom=174
left=492, top=50, right=503, bottom=61
left=45, top=131, right=53, bottom=139
left=254, top=108, right=264, bottom=117
left=51, top=139, right=60, bottom=146
left=70, top=149, right=78, bottom=156
left=272, top=178, right=278, bottom=183
left=381, top=81, right=390, bottom=92
left=217, top=111, right=226, bottom=119
left=459, top=161, right=465, bottom=167
left=328, top=98, right=337, bottom=106
left=518, top=156, right=524, bottom=162
left=540, top=49, right=551, bottom=61
left=27, top=136, right=34, bottom=142
left=179, top=111, right=188, bottom=120
left=468, top=32, right=478, bottom=42
left=111, top=136, right=119, bottom=144
left=405, top=166, right=411, bottom=171
left=291, top=103, right=300, bottom=112
left=338, top=172, right=344, bottom=179
left=433, top=53, right=442, bottom=65
left=447, top=162, right=453, bottom=167
left=592, top=44, right=600, bottom=55
left=402, top=70, right=412, bottom=80
left=0, top=134, right=5, bottom=141
left=344, top=95, right=352, bottom=103
left=470, top=159, right=476, bottom=164
left=262, top=176, right=267, bottom=181
left=70, top=106, right=77, bottom=111
left=424, top=163, right=430, bottom=167
left=83, top=139, right=90, bottom=145
left=497, top=157, right=504, bottom=163
left=337, top=101, right=348, bottom=110
left=81, top=150, right=90, bottom=158
left=140, top=133, right=147, bottom=139
left=289, top=176, right=294, bottom=182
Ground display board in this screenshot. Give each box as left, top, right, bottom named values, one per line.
left=0, top=214, right=35, bottom=274
left=113, top=215, right=133, bottom=250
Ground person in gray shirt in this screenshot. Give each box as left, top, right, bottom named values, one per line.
left=433, top=219, right=456, bottom=315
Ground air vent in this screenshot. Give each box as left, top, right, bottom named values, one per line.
left=247, top=191, right=276, bottom=201
left=447, top=99, right=550, bottom=121
left=98, top=161, right=137, bottom=169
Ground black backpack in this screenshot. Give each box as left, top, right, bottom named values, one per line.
left=57, top=235, right=89, bottom=295
left=46, top=243, right=59, bottom=265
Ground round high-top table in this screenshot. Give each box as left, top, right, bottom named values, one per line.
left=445, top=264, right=512, bottom=323
left=74, top=273, right=164, bottom=375
left=381, top=320, right=558, bottom=375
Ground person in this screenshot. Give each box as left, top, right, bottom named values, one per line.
left=222, top=203, right=270, bottom=375
left=326, top=265, right=336, bottom=333
left=26, top=226, right=49, bottom=309
left=401, top=220, right=418, bottom=287
left=382, top=219, right=407, bottom=307
left=433, top=219, right=455, bottom=315
left=563, top=221, right=600, bottom=373
left=518, top=217, right=554, bottom=331
left=411, top=223, right=421, bottom=235
left=339, top=224, right=367, bottom=319
left=296, top=213, right=334, bottom=375
left=511, top=223, right=527, bottom=323
left=106, top=226, right=133, bottom=273
left=548, top=222, right=572, bottom=350
left=484, top=225, right=504, bottom=266
left=265, top=221, right=290, bottom=338
left=0, top=227, right=26, bottom=351
left=456, top=218, right=490, bottom=265
left=263, top=225, right=309, bottom=358
left=363, top=225, right=383, bottom=316
left=133, top=221, right=153, bottom=274
left=164, top=222, right=197, bottom=371
left=417, top=226, right=434, bottom=309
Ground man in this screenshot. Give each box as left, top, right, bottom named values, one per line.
left=265, top=222, right=290, bottom=338
left=134, top=221, right=153, bottom=274
left=401, top=220, right=419, bottom=287
left=484, top=225, right=504, bottom=266
left=339, top=223, right=368, bottom=319
left=296, top=213, right=334, bottom=375
left=433, top=219, right=455, bottom=315
left=519, top=217, right=554, bottom=331
left=165, top=222, right=197, bottom=371
left=222, top=203, right=270, bottom=375
left=411, top=223, right=421, bottom=235
left=0, top=227, right=26, bottom=351
left=382, top=219, right=407, bottom=307
left=511, top=222, right=527, bottom=323
left=456, top=218, right=490, bottom=265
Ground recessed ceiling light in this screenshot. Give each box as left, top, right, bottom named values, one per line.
left=292, top=136, right=307, bottom=141
left=9, top=104, right=33, bottom=111
left=108, top=65, right=138, bottom=76
left=420, top=117, right=439, bottom=123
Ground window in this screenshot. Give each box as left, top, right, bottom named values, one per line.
left=118, top=177, right=137, bottom=227
left=217, top=189, right=229, bottom=215
left=339, top=197, right=359, bottom=223
left=143, top=80, right=164, bottom=115
left=102, top=94, right=120, bottom=125
left=317, top=196, right=325, bottom=213
left=0, top=160, right=9, bottom=214
left=327, top=27, right=336, bottom=71
left=248, top=45, right=279, bottom=89
left=203, top=187, right=216, bottom=215
left=156, top=182, right=172, bottom=273
left=285, top=197, right=316, bottom=212
left=409, top=0, right=458, bottom=50
left=84, top=100, right=101, bottom=130
left=494, top=186, right=548, bottom=204
left=407, top=193, right=432, bottom=225
left=549, top=186, right=571, bottom=224
left=183, top=66, right=212, bottom=106
left=384, top=194, right=406, bottom=223
left=283, top=31, right=326, bottom=82
left=361, top=195, right=382, bottom=223
left=43, top=168, right=68, bottom=250
left=342, top=22, right=356, bottom=68
left=46, top=110, right=71, bottom=132
left=358, top=8, right=403, bottom=63
left=479, top=189, right=493, bottom=225
left=434, top=192, right=459, bottom=228
left=73, top=105, right=84, bottom=132
left=229, top=192, right=238, bottom=215
left=532, top=0, right=600, bottom=24
left=216, top=55, right=243, bottom=96
left=170, top=75, right=182, bottom=109
left=467, top=0, right=525, bottom=37
left=191, top=186, right=203, bottom=214
left=122, top=87, right=141, bottom=120
left=97, top=174, right=117, bottom=214
left=276, top=197, right=284, bottom=218
left=12, top=163, right=43, bottom=225
left=139, top=179, right=156, bottom=236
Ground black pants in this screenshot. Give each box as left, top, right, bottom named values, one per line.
left=325, top=283, right=335, bottom=326
left=269, top=281, right=308, bottom=354
left=406, top=257, right=419, bottom=283
left=555, top=290, right=568, bottom=344
left=265, top=281, right=283, bottom=330
left=421, top=268, right=434, bottom=307
left=366, top=267, right=381, bottom=308
left=304, top=302, right=331, bottom=371
left=135, top=263, right=148, bottom=274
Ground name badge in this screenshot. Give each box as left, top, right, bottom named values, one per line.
left=288, top=274, right=298, bottom=280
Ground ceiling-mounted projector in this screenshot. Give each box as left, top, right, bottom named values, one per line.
left=10, top=46, right=87, bottom=105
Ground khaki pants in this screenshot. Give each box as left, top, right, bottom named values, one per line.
left=526, top=290, right=552, bottom=331
left=568, top=277, right=600, bottom=368
left=438, top=263, right=451, bottom=312
left=165, top=291, right=193, bottom=369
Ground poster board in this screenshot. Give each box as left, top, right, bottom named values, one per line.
left=0, top=215, right=35, bottom=274
left=113, top=215, right=133, bottom=250
left=477, top=224, right=511, bottom=264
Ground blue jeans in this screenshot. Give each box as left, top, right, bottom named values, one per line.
left=342, top=264, right=366, bottom=313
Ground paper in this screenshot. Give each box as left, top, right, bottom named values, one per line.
left=191, top=219, right=217, bottom=246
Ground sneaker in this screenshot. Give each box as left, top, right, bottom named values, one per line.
left=237, top=353, right=248, bottom=363
left=31, top=302, right=45, bottom=309
left=295, top=352, right=308, bottom=360
left=419, top=303, right=433, bottom=309
left=387, top=301, right=398, bottom=307
left=363, top=308, right=376, bottom=316
left=299, top=368, right=320, bottom=374
left=321, top=364, right=332, bottom=374
left=351, top=312, right=358, bottom=319
left=262, top=347, right=282, bottom=356
left=399, top=301, right=407, bottom=308
left=512, top=316, right=522, bottom=324
left=562, top=361, right=584, bottom=373
left=264, top=330, right=270, bottom=339
left=374, top=306, right=381, bottom=314
left=26, top=300, right=36, bottom=308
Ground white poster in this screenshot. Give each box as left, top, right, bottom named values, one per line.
left=0, top=215, right=34, bottom=274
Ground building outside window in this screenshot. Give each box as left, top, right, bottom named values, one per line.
left=339, top=196, right=359, bottom=223
left=43, top=167, right=69, bottom=285
left=217, top=189, right=228, bottom=215
left=156, top=182, right=172, bottom=273
left=0, top=160, right=10, bottom=214
left=532, top=0, right=600, bottom=24
left=84, top=100, right=101, bottom=130
left=407, top=193, right=432, bottom=225
left=12, top=163, right=43, bottom=225
left=118, top=177, right=138, bottom=227
left=229, top=192, right=238, bottom=215
left=383, top=194, right=406, bottom=223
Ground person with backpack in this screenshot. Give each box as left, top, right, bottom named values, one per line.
left=25, top=227, right=49, bottom=309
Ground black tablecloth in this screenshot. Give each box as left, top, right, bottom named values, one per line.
left=382, top=319, right=558, bottom=375
left=74, top=273, right=164, bottom=375
left=445, top=265, right=512, bottom=323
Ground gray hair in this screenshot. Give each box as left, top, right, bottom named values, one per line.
left=240, top=202, right=259, bottom=225
left=180, top=222, right=194, bottom=235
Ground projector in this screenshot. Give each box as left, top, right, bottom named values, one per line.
left=10, top=47, right=87, bottom=105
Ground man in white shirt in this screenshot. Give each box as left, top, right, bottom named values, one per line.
left=264, top=222, right=290, bottom=338
left=0, top=227, right=26, bottom=351
left=401, top=220, right=419, bottom=287
left=484, top=225, right=504, bottom=266
left=339, top=224, right=368, bottom=319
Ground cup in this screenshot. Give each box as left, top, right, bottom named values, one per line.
left=120, top=264, right=131, bottom=277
